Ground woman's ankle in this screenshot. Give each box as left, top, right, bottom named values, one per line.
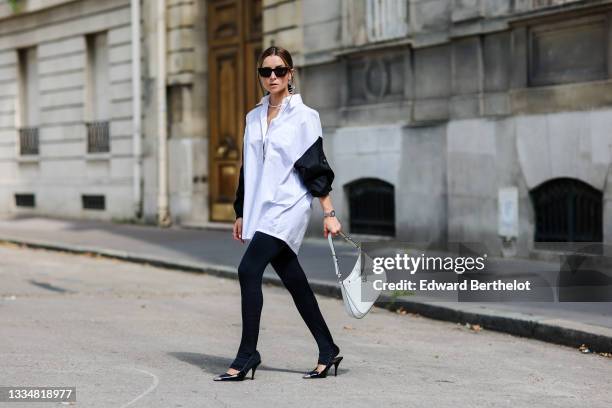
left=318, top=343, right=340, bottom=364
left=230, top=350, right=257, bottom=370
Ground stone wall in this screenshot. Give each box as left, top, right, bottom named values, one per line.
left=286, top=0, right=612, bottom=254
left=140, top=0, right=209, bottom=225
left=0, top=0, right=134, bottom=220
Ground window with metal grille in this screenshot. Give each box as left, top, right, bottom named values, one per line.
left=347, top=178, right=395, bottom=236
left=15, top=193, right=35, bottom=207
left=17, top=47, right=40, bottom=143
left=82, top=194, right=106, bottom=210
left=19, top=127, right=39, bottom=155
left=342, top=0, right=409, bottom=46
left=365, top=0, right=409, bottom=42
left=85, top=31, right=110, bottom=154
left=86, top=121, right=110, bottom=153
left=530, top=178, right=602, bottom=242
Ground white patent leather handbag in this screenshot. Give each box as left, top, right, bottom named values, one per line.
left=328, top=231, right=385, bottom=319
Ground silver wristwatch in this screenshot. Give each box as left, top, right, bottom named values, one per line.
left=324, top=210, right=336, bottom=218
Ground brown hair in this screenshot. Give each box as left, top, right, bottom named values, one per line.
left=257, top=45, right=294, bottom=69
left=257, top=46, right=295, bottom=95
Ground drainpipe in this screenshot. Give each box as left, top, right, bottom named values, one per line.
left=130, top=0, right=143, bottom=219
left=157, top=0, right=171, bottom=226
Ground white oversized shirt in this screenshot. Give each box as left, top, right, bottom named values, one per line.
left=240, top=93, right=325, bottom=255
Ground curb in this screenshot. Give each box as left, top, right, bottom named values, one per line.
left=375, top=296, right=612, bottom=353
left=1, top=235, right=611, bottom=354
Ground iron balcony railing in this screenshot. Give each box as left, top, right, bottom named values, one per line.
left=86, top=121, right=110, bottom=153
left=19, top=127, right=39, bottom=155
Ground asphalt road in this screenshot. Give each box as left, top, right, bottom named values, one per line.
left=1, top=243, right=611, bottom=408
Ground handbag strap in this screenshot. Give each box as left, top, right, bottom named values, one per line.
left=338, top=230, right=360, bottom=249
left=327, top=233, right=342, bottom=282
left=327, top=228, right=360, bottom=283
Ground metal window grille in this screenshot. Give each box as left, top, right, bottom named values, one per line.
left=531, top=178, right=602, bottom=242
left=15, top=193, right=35, bottom=207
left=365, top=0, right=409, bottom=42
left=86, top=121, right=110, bottom=153
left=82, top=194, right=106, bottom=210
left=348, top=178, right=395, bottom=236
left=19, top=127, right=39, bottom=155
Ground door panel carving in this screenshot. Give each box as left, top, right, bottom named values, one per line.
left=208, top=0, right=262, bottom=221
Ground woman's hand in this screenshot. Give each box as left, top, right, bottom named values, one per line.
left=323, top=216, right=342, bottom=238
left=233, top=218, right=245, bottom=243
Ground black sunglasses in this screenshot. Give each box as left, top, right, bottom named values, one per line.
left=257, top=66, right=290, bottom=78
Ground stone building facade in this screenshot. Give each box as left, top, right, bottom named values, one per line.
left=0, top=0, right=137, bottom=220
left=0, top=0, right=212, bottom=224
left=1, top=0, right=611, bottom=257
left=272, top=0, right=612, bottom=257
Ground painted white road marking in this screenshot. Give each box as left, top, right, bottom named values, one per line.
left=119, top=367, right=159, bottom=408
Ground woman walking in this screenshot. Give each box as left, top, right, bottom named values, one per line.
left=213, top=46, right=343, bottom=381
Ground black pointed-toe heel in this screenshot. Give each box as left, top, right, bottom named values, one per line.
left=213, top=351, right=261, bottom=381
left=302, top=355, right=343, bottom=379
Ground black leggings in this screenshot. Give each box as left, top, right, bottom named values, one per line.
left=230, top=231, right=338, bottom=369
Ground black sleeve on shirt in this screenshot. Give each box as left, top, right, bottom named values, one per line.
left=294, top=136, right=335, bottom=197
left=233, top=153, right=245, bottom=219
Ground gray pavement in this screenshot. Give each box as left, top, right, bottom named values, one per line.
left=1, top=244, right=611, bottom=408
left=0, top=215, right=611, bottom=352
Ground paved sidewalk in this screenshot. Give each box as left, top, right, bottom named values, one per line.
left=0, top=215, right=611, bottom=352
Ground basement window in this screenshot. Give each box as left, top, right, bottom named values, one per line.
left=82, top=195, right=106, bottom=210
left=15, top=193, right=35, bottom=208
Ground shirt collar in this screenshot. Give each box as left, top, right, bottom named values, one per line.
left=259, top=93, right=302, bottom=109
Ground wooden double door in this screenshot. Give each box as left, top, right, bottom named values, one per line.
left=207, top=0, right=263, bottom=221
